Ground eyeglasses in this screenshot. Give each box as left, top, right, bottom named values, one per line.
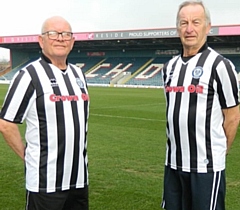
left=42, top=31, right=73, bottom=41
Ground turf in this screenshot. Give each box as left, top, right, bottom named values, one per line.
left=0, top=85, right=239, bottom=210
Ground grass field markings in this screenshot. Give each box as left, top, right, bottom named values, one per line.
left=227, top=180, right=240, bottom=187
left=90, top=102, right=165, bottom=110
left=122, top=167, right=162, bottom=179
left=90, top=113, right=166, bottom=122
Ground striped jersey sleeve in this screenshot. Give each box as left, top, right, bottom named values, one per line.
left=0, top=69, right=35, bottom=123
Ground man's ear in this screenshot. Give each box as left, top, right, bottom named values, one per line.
left=206, top=23, right=211, bottom=35
left=70, top=36, right=75, bottom=50
left=38, top=35, right=44, bottom=49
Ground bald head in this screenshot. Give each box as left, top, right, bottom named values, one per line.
left=41, top=16, right=72, bottom=34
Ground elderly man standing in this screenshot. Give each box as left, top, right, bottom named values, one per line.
left=161, top=1, right=239, bottom=210
left=0, top=16, right=90, bottom=210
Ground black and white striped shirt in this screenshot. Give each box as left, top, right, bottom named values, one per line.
left=162, top=44, right=239, bottom=173
left=0, top=56, right=89, bottom=192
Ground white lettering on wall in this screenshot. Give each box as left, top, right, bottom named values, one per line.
left=135, top=64, right=163, bottom=79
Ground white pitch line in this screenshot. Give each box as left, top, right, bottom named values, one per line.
left=90, top=113, right=166, bottom=122
left=90, top=102, right=165, bottom=110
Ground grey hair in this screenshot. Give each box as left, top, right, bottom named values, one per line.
left=176, top=0, right=211, bottom=28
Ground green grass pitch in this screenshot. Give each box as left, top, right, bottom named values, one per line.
left=0, top=84, right=239, bottom=210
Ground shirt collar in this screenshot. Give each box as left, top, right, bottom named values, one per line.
left=40, top=53, right=68, bottom=71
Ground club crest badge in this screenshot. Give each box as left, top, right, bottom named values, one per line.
left=76, top=78, right=84, bottom=88
left=192, top=66, right=203, bottom=79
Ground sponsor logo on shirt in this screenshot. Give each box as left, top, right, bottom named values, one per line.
left=165, top=85, right=203, bottom=93
left=49, top=93, right=89, bottom=102
left=81, top=93, right=90, bottom=101
left=50, top=94, right=79, bottom=102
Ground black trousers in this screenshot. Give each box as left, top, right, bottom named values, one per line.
left=161, top=166, right=225, bottom=210
left=26, top=186, right=88, bottom=210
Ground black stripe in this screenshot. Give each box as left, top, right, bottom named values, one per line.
left=0, top=71, right=24, bottom=118
left=217, top=58, right=239, bottom=108
left=26, top=64, right=48, bottom=191
left=188, top=49, right=210, bottom=171
left=39, top=60, right=66, bottom=190
left=224, top=59, right=239, bottom=106
left=70, top=65, right=89, bottom=184
left=63, top=73, right=81, bottom=186
left=173, top=63, right=187, bottom=168
left=0, top=70, right=34, bottom=123
left=14, top=71, right=35, bottom=122
left=215, top=57, right=227, bottom=108
left=163, top=58, right=179, bottom=165
left=205, top=55, right=223, bottom=171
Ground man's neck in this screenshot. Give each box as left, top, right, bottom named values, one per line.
left=41, top=53, right=68, bottom=70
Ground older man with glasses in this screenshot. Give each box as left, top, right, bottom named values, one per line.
left=0, top=16, right=90, bottom=210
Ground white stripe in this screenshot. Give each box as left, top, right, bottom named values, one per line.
left=210, top=171, right=221, bottom=210
left=25, top=191, right=30, bottom=210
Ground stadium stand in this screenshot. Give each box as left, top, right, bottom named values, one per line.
left=69, top=56, right=105, bottom=73
left=0, top=51, right=239, bottom=87
left=0, top=59, right=34, bottom=80
left=1, top=54, right=240, bottom=87
left=85, top=57, right=152, bottom=84
left=125, top=57, right=170, bottom=86
left=224, top=55, right=240, bottom=72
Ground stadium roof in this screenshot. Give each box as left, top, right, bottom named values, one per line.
left=0, top=25, right=240, bottom=52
